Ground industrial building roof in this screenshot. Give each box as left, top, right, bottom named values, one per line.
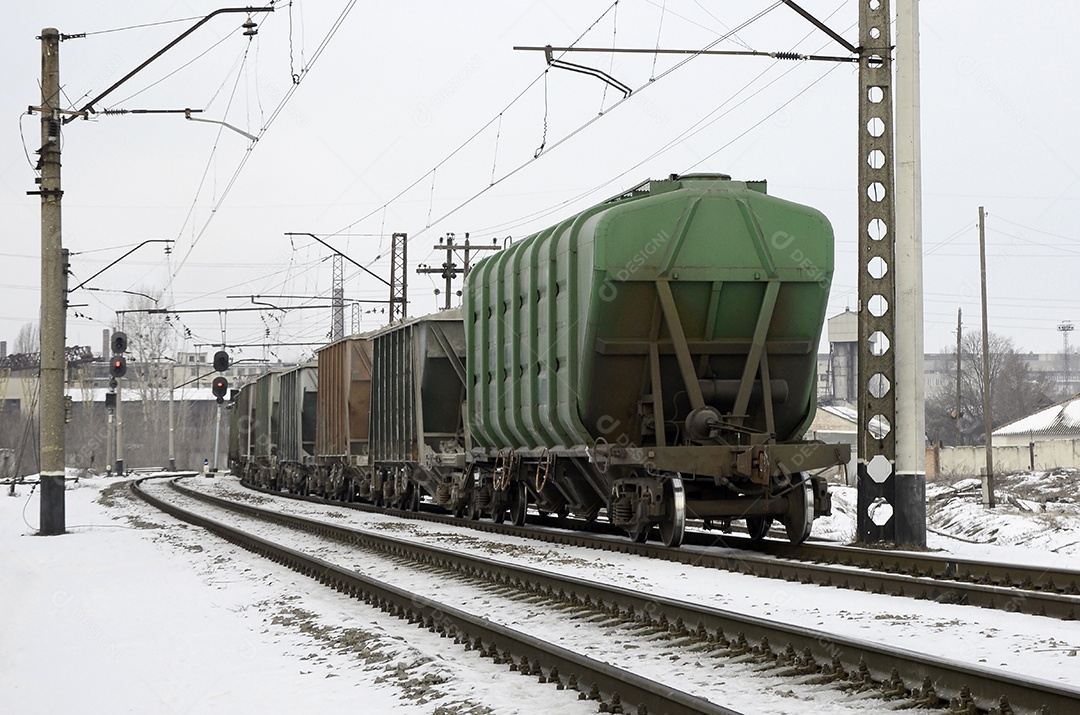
left=993, top=395, right=1080, bottom=437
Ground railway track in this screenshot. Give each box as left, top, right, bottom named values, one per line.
left=715, top=533, right=1080, bottom=619
left=133, top=476, right=739, bottom=715
left=239, top=478, right=1080, bottom=622
left=145, top=476, right=1080, bottom=714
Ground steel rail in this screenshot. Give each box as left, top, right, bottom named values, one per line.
left=239, top=478, right=1080, bottom=622
left=737, top=535, right=1080, bottom=597
left=174, top=478, right=1080, bottom=715
left=132, top=478, right=741, bottom=715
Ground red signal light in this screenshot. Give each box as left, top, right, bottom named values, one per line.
left=109, top=356, right=127, bottom=378
left=211, top=376, right=229, bottom=403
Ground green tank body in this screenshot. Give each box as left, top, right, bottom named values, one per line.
left=465, top=173, right=835, bottom=454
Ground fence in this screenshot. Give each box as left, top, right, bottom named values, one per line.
left=927, top=438, right=1080, bottom=478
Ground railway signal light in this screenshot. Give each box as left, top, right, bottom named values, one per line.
left=213, top=350, right=230, bottom=372
left=212, top=376, right=229, bottom=403
left=109, top=355, right=127, bottom=378
left=111, top=331, right=128, bottom=354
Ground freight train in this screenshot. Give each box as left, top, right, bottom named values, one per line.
left=229, top=174, right=850, bottom=546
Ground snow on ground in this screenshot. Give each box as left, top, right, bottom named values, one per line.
left=816, top=469, right=1080, bottom=567
left=0, top=476, right=592, bottom=715
left=178, top=475, right=1080, bottom=688
left=925, top=470, right=1080, bottom=557
left=149, top=481, right=927, bottom=715
left=2, top=469, right=1079, bottom=714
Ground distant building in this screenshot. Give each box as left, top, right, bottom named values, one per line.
left=822, top=309, right=858, bottom=404
left=817, top=310, right=1079, bottom=402
left=0, top=348, right=289, bottom=414
left=992, top=395, right=1080, bottom=447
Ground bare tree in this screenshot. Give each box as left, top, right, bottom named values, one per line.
left=115, top=288, right=177, bottom=465
left=926, top=331, right=1060, bottom=445
left=14, top=323, right=39, bottom=354
left=115, top=289, right=175, bottom=398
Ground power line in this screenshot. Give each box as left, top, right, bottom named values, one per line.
left=992, top=215, right=1079, bottom=245
left=410, top=4, right=792, bottom=259
left=80, top=15, right=207, bottom=37
left=454, top=3, right=852, bottom=241
left=167, top=1, right=359, bottom=279
left=327, top=2, right=627, bottom=243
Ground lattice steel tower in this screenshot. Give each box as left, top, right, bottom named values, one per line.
left=331, top=254, right=344, bottom=340
left=390, top=232, right=408, bottom=322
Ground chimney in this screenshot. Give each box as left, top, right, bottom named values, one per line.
left=102, top=329, right=110, bottom=359
left=0, top=340, right=6, bottom=358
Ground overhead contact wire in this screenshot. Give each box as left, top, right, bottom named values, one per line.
left=413, top=4, right=788, bottom=246
left=330, top=2, right=622, bottom=243
left=168, top=1, right=356, bottom=280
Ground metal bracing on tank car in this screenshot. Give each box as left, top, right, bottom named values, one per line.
left=650, top=272, right=786, bottom=447
left=427, top=322, right=467, bottom=387
left=655, top=198, right=701, bottom=276
left=856, top=0, right=899, bottom=543
left=655, top=280, right=705, bottom=411
left=647, top=342, right=666, bottom=447
left=758, top=347, right=776, bottom=437
left=731, top=281, right=779, bottom=423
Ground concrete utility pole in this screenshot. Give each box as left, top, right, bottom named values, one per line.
left=36, top=28, right=66, bottom=534
left=955, top=308, right=962, bottom=446
left=29, top=9, right=273, bottom=532
left=978, top=206, right=995, bottom=508
left=892, top=0, right=927, bottom=545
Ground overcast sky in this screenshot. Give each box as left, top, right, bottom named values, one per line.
left=2, top=1, right=1077, bottom=363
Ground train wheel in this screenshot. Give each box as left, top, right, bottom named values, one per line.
left=510, top=482, right=528, bottom=527
left=468, top=498, right=482, bottom=521
left=783, top=473, right=814, bottom=545
left=627, top=522, right=650, bottom=544
left=492, top=507, right=506, bottom=524
left=409, top=484, right=421, bottom=512
left=746, top=515, right=773, bottom=542
left=658, top=477, right=686, bottom=548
